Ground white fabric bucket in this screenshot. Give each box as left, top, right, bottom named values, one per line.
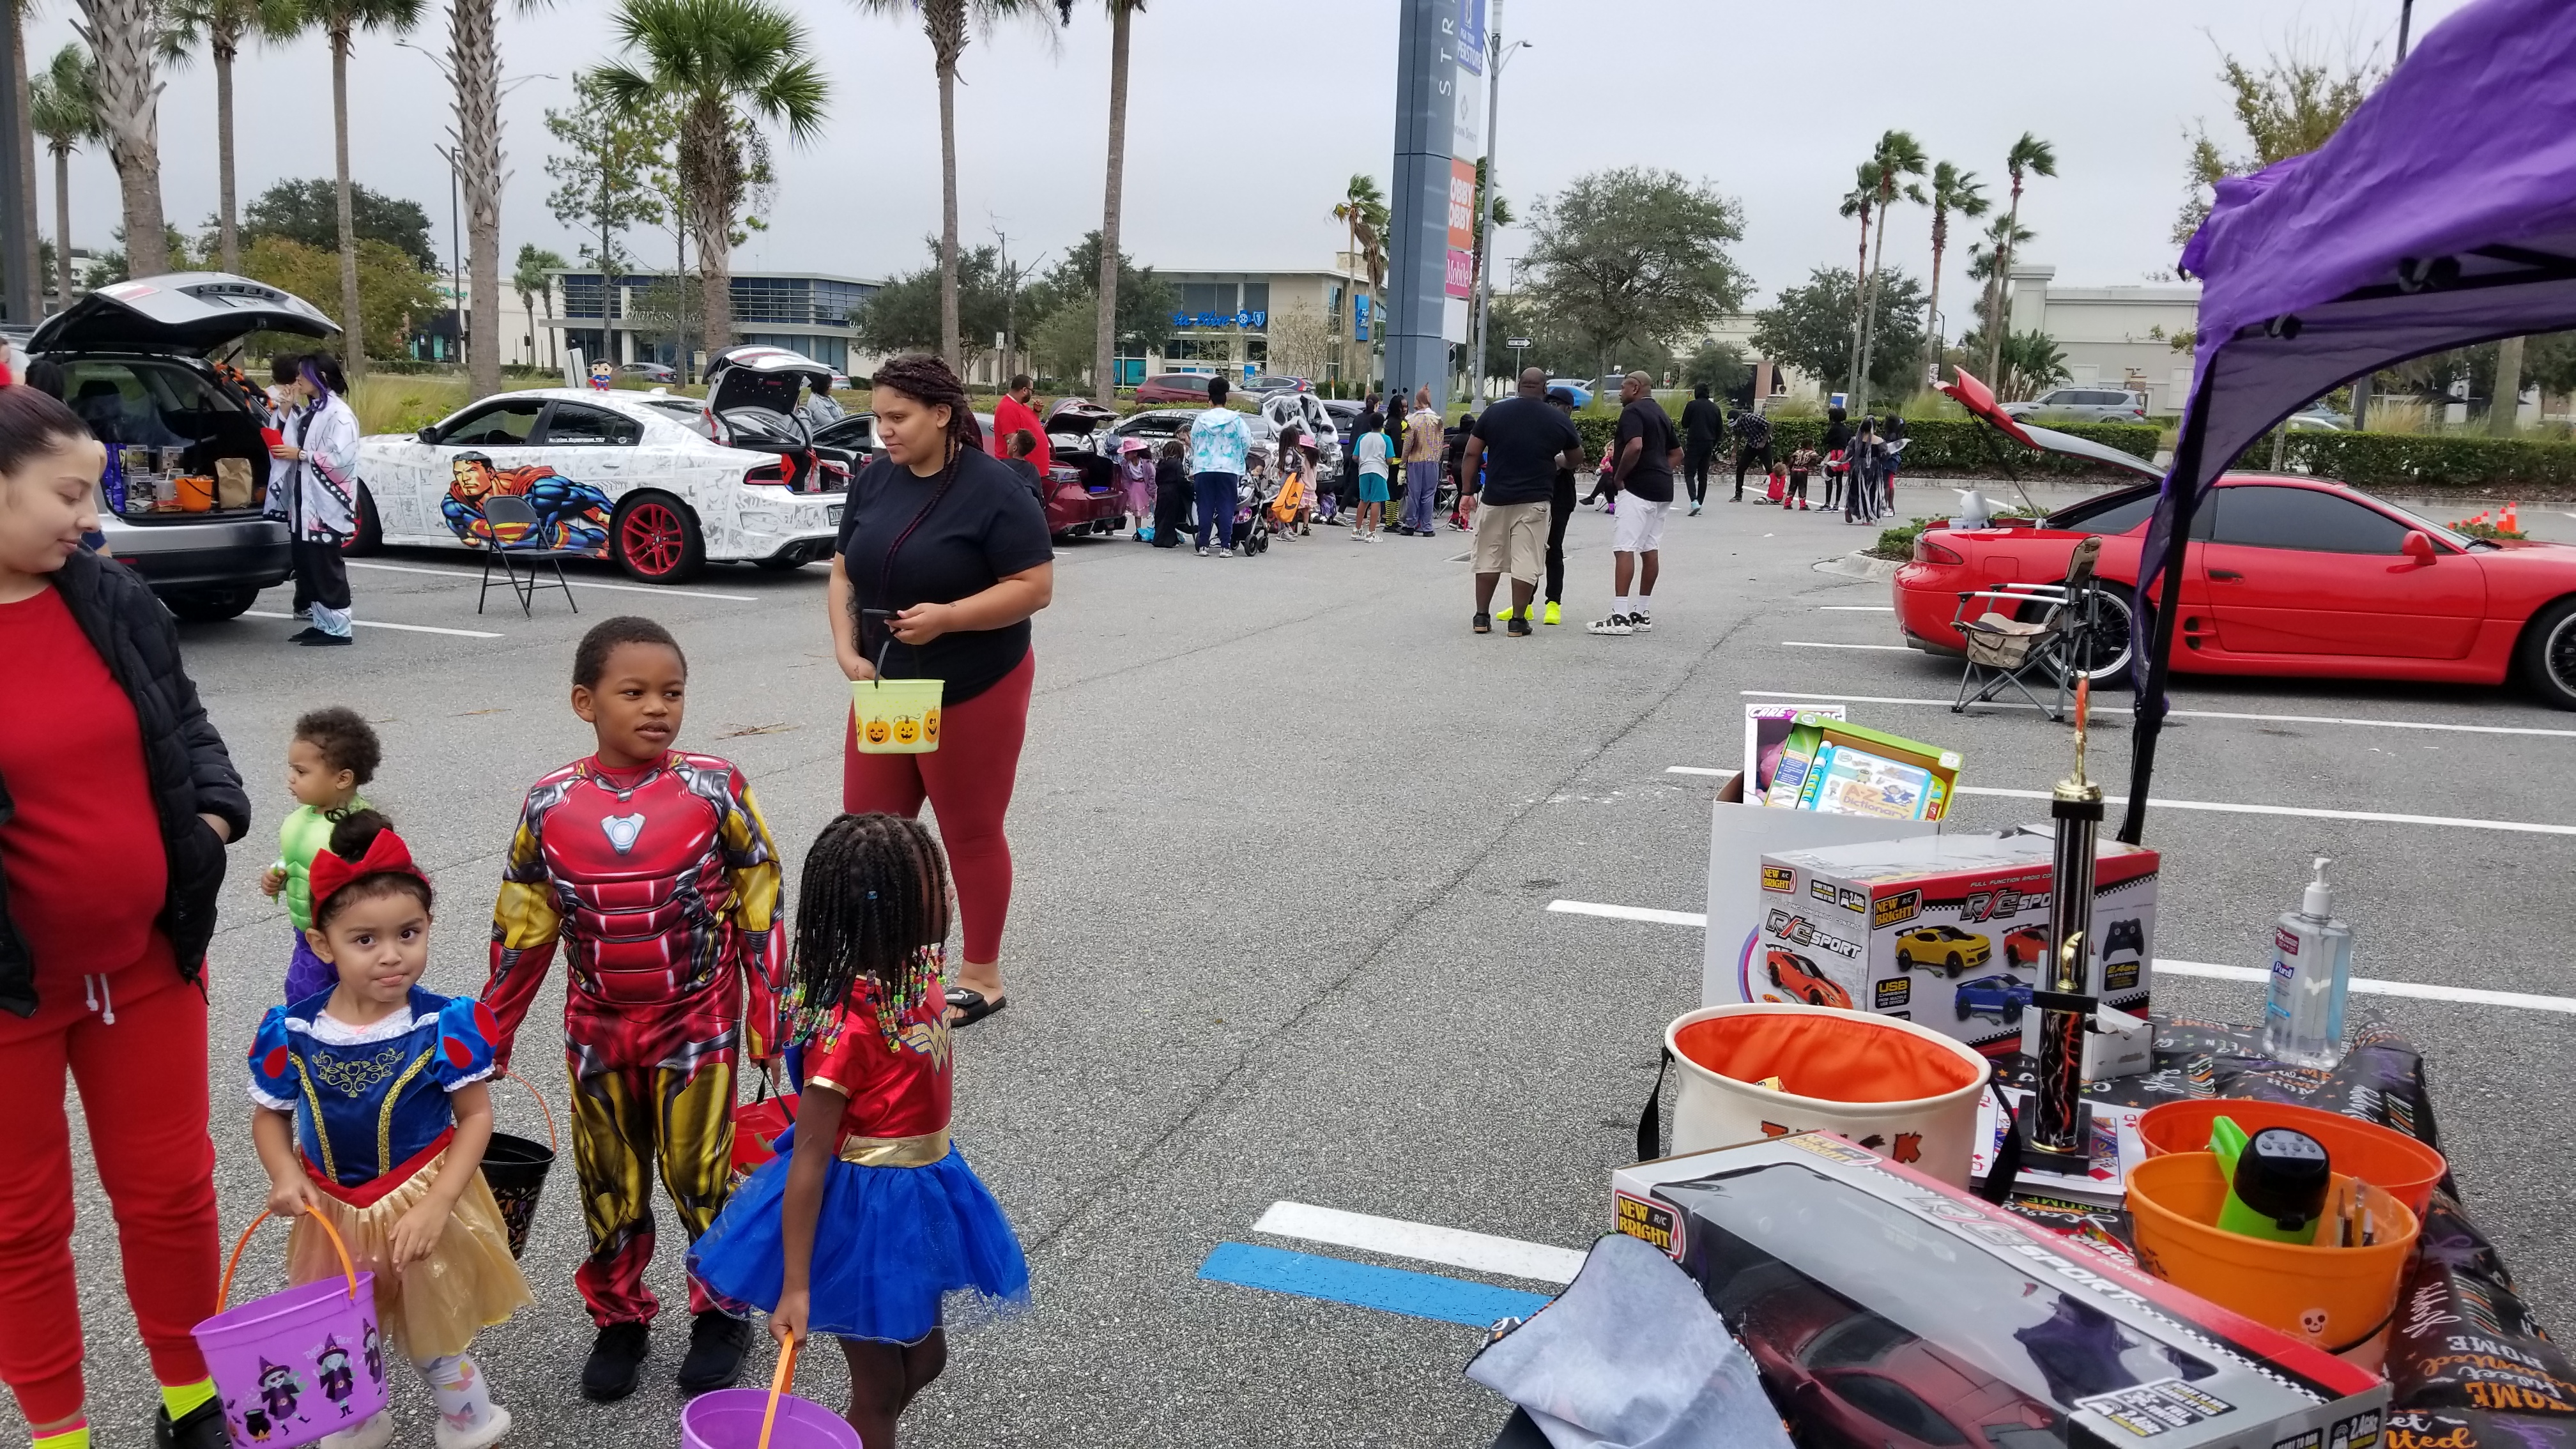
left=1666, top=1002, right=1992, bottom=1188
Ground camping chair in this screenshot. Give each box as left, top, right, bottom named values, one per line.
left=1950, top=535, right=2106, bottom=722
left=475, top=493, right=583, bottom=618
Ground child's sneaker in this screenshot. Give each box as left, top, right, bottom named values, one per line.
left=434, top=1405, right=512, bottom=1449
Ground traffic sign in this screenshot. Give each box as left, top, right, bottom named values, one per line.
left=1506, top=337, right=1531, bottom=349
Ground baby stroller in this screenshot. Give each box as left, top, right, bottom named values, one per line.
left=1234, top=470, right=1276, bottom=555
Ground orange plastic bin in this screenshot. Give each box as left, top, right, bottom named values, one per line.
left=2135, top=1098, right=2447, bottom=1215
left=2128, top=1152, right=2418, bottom=1370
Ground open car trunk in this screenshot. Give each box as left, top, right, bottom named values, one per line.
left=33, top=274, right=341, bottom=525
left=702, top=345, right=848, bottom=494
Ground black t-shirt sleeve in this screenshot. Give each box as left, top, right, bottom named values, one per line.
left=984, top=470, right=1054, bottom=576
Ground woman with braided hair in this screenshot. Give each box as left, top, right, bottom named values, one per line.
left=827, top=355, right=1054, bottom=1029
left=690, top=813, right=1028, bottom=1448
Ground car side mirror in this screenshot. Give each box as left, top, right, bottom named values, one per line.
left=416, top=425, right=441, bottom=445
left=2402, top=530, right=2437, bottom=562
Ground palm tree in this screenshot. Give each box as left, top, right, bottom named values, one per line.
left=29, top=42, right=98, bottom=307
left=13, top=0, right=38, bottom=297
left=164, top=0, right=295, bottom=274
left=514, top=241, right=565, bottom=371
left=1331, top=172, right=1385, bottom=383
left=1920, top=162, right=1988, bottom=385
left=1836, top=161, right=1879, bottom=394
left=1965, top=211, right=2034, bottom=380
left=280, top=0, right=425, bottom=376
left=72, top=0, right=173, bottom=277
left=854, top=0, right=1059, bottom=373
left=597, top=0, right=827, bottom=360
left=1089, top=0, right=1142, bottom=403
left=447, top=0, right=557, bottom=397
left=1854, top=129, right=1927, bottom=413
left=1984, top=131, right=2057, bottom=385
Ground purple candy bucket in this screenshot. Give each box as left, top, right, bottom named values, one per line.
left=680, top=1388, right=862, bottom=1449
left=192, top=1211, right=389, bottom=1448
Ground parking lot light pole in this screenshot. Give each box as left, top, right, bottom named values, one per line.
left=1467, top=10, right=1528, bottom=403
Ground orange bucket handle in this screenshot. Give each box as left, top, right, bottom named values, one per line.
left=757, top=1333, right=799, bottom=1449
left=498, top=1067, right=559, bottom=1154
left=217, top=1208, right=360, bottom=1309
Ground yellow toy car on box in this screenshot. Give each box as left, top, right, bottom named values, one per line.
left=1894, top=924, right=1991, bottom=976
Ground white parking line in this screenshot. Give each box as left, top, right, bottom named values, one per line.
left=1954, top=785, right=2576, bottom=837
left=1781, top=640, right=1915, bottom=651
left=1253, top=1201, right=1584, bottom=1285
left=243, top=611, right=502, bottom=639
left=1817, top=605, right=1896, bottom=611
left=344, top=560, right=759, bottom=602
left=1545, top=900, right=2576, bottom=1013
left=1737, top=689, right=2576, bottom=739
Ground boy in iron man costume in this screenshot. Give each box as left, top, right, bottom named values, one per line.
left=481, top=617, right=783, bottom=1402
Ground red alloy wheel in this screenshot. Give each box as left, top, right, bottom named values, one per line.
left=620, top=502, right=685, bottom=578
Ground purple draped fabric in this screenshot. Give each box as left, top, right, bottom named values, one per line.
left=2122, top=0, right=2576, bottom=840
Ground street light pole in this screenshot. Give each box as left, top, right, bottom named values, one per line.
left=2396, top=0, right=2416, bottom=60
left=1467, top=8, right=1526, bottom=404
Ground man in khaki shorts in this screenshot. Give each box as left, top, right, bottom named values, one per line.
left=1460, top=367, right=1585, bottom=636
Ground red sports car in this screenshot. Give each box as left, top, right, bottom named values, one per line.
left=1767, top=949, right=1855, bottom=1011
left=1892, top=381, right=2576, bottom=709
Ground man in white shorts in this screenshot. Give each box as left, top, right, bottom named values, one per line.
left=1590, top=372, right=1681, bottom=635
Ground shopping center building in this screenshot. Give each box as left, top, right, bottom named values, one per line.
left=1138, top=258, right=1377, bottom=386
left=546, top=268, right=882, bottom=374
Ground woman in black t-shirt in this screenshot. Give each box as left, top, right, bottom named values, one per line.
left=829, top=353, right=1055, bottom=1026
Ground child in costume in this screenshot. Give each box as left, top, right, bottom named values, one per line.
left=480, top=615, right=784, bottom=1401
left=259, top=706, right=379, bottom=1000
left=692, top=813, right=1028, bottom=1449
left=246, top=811, right=532, bottom=1449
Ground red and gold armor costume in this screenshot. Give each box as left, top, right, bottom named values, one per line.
left=482, top=751, right=783, bottom=1328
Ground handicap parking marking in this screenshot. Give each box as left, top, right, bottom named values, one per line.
left=344, top=559, right=760, bottom=603
left=243, top=610, right=503, bottom=640
left=1254, top=1201, right=1584, bottom=1285
left=1736, top=689, right=2576, bottom=739
left=1197, top=1243, right=1552, bottom=1328
left=1544, top=898, right=2576, bottom=1015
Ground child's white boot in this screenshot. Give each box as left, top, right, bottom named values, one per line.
left=433, top=1402, right=510, bottom=1449
left=318, top=1409, right=394, bottom=1449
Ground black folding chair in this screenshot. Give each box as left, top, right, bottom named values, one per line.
left=1950, top=535, right=2106, bottom=722
left=475, top=493, right=583, bottom=617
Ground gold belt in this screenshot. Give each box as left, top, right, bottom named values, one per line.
left=838, top=1127, right=951, bottom=1168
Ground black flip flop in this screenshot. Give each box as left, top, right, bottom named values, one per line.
left=946, top=986, right=1008, bottom=1028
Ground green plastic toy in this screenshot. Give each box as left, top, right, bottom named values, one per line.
left=2208, top=1116, right=2330, bottom=1245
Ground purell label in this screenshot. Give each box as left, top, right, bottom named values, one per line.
left=2274, top=926, right=2301, bottom=958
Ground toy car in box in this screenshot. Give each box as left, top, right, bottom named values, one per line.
left=1753, top=831, right=2158, bottom=1055
left=1614, top=1134, right=2388, bottom=1449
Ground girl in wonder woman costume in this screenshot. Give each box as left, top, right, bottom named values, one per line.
left=691, top=814, right=1027, bottom=1448
left=247, top=812, right=532, bottom=1449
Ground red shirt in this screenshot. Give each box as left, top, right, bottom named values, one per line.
left=801, top=978, right=949, bottom=1143
left=992, top=394, right=1053, bottom=477
left=0, top=585, right=167, bottom=977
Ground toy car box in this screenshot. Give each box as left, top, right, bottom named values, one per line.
left=1755, top=831, right=2159, bottom=1055
left=1617, top=1134, right=2389, bottom=1449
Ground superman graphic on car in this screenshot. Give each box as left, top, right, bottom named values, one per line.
left=442, top=451, right=614, bottom=556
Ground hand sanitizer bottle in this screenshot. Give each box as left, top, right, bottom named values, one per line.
left=2262, top=857, right=2354, bottom=1069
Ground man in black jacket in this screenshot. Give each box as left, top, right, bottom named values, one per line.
left=1679, top=383, right=1722, bottom=514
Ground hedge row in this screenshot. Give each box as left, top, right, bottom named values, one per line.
left=1567, top=414, right=2160, bottom=477
left=2267, top=431, right=2576, bottom=491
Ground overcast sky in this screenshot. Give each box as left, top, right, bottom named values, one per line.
left=25, top=0, right=2475, bottom=310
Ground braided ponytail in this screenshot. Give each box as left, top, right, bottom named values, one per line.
left=787, top=813, right=954, bottom=1045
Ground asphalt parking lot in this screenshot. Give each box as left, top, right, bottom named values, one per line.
left=61, top=476, right=2576, bottom=1448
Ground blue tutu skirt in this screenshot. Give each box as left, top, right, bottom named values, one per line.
left=689, top=1127, right=1029, bottom=1345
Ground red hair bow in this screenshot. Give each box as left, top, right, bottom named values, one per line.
left=306, top=826, right=425, bottom=913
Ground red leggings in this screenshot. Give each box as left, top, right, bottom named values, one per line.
left=843, top=650, right=1033, bottom=964
left=0, top=944, right=219, bottom=1425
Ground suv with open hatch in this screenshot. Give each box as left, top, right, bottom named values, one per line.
left=28, top=273, right=341, bottom=622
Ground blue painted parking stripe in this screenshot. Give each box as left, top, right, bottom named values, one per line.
left=1197, top=1243, right=1552, bottom=1328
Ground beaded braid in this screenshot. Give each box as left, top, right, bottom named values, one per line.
left=787, top=813, right=954, bottom=1048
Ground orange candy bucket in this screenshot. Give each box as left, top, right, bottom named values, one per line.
left=2127, top=1153, right=2419, bottom=1370
left=2135, top=1098, right=2448, bottom=1215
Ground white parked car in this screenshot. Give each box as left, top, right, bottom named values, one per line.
left=355, top=346, right=848, bottom=583
left=1998, top=387, right=2150, bottom=423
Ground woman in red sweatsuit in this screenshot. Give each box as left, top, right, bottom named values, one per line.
left=0, top=383, right=249, bottom=1449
